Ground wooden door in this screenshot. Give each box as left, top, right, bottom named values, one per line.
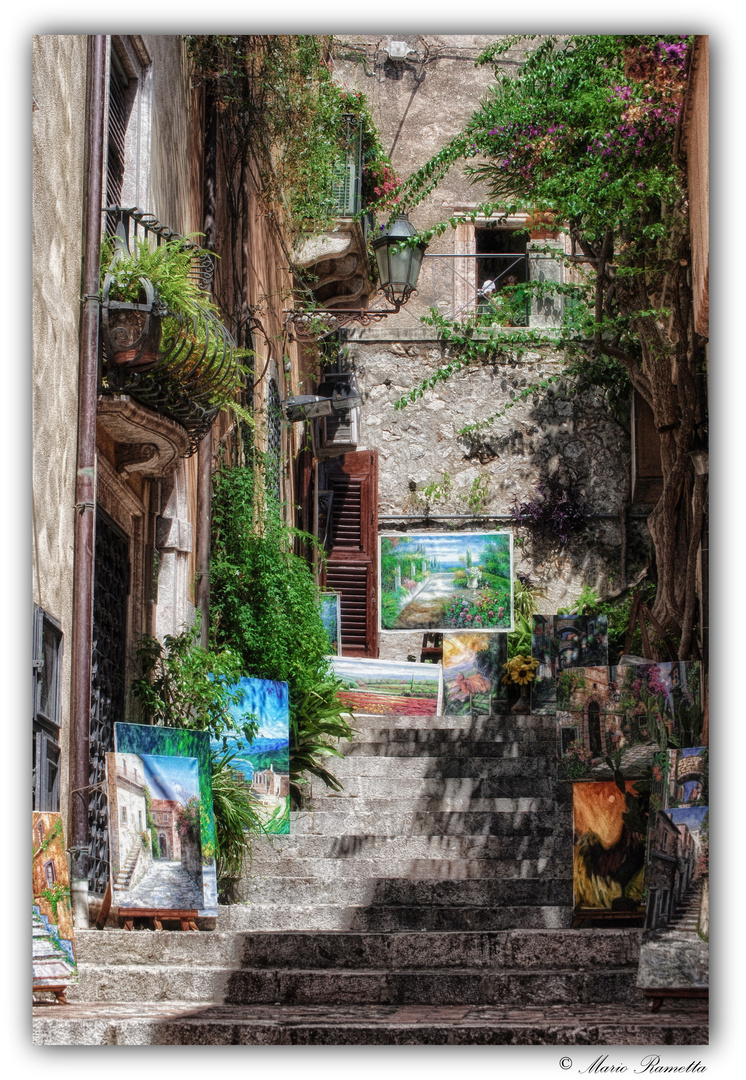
left=321, top=450, right=378, bottom=658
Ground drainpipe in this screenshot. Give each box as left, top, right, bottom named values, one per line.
left=68, top=34, right=106, bottom=927
left=196, top=81, right=217, bottom=647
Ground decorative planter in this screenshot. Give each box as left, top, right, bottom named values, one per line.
left=101, top=273, right=163, bottom=372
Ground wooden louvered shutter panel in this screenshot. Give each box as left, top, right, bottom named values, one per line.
left=106, top=50, right=129, bottom=215
left=323, top=450, right=378, bottom=658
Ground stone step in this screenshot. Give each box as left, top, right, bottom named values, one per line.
left=217, top=904, right=573, bottom=932
left=248, top=833, right=559, bottom=861
left=288, top=810, right=558, bottom=836
left=33, top=1001, right=709, bottom=1046
left=341, top=735, right=556, bottom=759
left=326, top=756, right=557, bottom=778
left=304, top=794, right=557, bottom=812
left=345, top=714, right=556, bottom=732
left=73, top=928, right=642, bottom=969
left=241, top=877, right=572, bottom=908
left=246, top=856, right=560, bottom=880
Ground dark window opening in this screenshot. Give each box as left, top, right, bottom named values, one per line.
left=33, top=606, right=62, bottom=812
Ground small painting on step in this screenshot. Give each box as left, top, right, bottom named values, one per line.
left=33, top=812, right=78, bottom=996
left=572, top=781, right=646, bottom=920
left=442, top=632, right=508, bottom=716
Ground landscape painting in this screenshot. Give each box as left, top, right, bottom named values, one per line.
left=115, top=723, right=218, bottom=913
left=379, top=532, right=513, bottom=632
left=33, top=813, right=78, bottom=996
left=329, top=656, right=444, bottom=716
left=319, top=590, right=342, bottom=655
left=556, top=661, right=704, bottom=780
left=638, top=747, right=708, bottom=991
left=213, top=676, right=290, bottom=835
left=531, top=614, right=608, bottom=714
left=572, top=781, right=646, bottom=919
left=442, top=632, right=508, bottom=715
left=106, top=752, right=204, bottom=912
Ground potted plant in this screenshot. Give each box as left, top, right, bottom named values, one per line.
left=502, top=654, right=540, bottom=714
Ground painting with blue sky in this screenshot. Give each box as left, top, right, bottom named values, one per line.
left=319, top=591, right=342, bottom=655
left=380, top=532, right=513, bottom=632
left=115, top=724, right=217, bottom=914
left=212, top=677, right=290, bottom=834
left=329, top=656, right=443, bottom=716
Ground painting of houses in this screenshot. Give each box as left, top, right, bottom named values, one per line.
left=556, top=662, right=704, bottom=779
left=106, top=752, right=204, bottom=912
left=442, top=633, right=508, bottom=716
left=33, top=813, right=77, bottom=996
left=530, top=615, right=608, bottom=714
left=379, top=533, right=513, bottom=632
left=319, top=591, right=342, bottom=655
left=638, top=748, right=708, bottom=991
left=572, top=781, right=646, bottom=919
left=211, top=677, right=290, bottom=835
left=329, top=656, right=444, bottom=716
left=114, top=724, right=218, bottom=913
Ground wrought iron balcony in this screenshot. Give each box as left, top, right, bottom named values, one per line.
left=415, top=252, right=531, bottom=326
left=100, top=206, right=238, bottom=455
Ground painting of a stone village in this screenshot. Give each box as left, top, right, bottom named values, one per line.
left=442, top=633, right=508, bottom=716
left=637, top=747, right=709, bottom=991
left=33, top=812, right=77, bottom=998
left=379, top=533, right=513, bottom=632
left=214, top=677, right=291, bottom=835
left=114, top=724, right=219, bottom=913
left=531, top=614, right=608, bottom=714
left=106, top=752, right=205, bottom=911
left=572, top=781, right=646, bottom=922
left=556, top=662, right=703, bottom=779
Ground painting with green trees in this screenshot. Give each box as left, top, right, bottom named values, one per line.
left=319, top=591, right=342, bottom=655
left=531, top=615, right=608, bottom=714
left=114, top=723, right=218, bottom=914
left=211, top=677, right=291, bottom=835
left=442, top=632, right=508, bottom=715
left=379, top=532, right=513, bottom=632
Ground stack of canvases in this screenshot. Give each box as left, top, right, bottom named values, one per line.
left=108, top=677, right=291, bottom=926
left=530, top=614, right=708, bottom=1000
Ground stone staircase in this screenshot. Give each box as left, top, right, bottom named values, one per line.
left=32, top=711, right=709, bottom=1044
left=113, top=840, right=142, bottom=893
left=669, top=879, right=703, bottom=934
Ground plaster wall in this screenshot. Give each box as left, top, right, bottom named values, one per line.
left=32, top=34, right=89, bottom=817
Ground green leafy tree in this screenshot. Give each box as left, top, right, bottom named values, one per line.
left=394, top=35, right=704, bottom=653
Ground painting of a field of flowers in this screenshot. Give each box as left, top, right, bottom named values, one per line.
left=379, top=532, right=513, bottom=632
left=329, top=657, right=443, bottom=715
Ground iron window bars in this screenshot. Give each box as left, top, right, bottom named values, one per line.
left=100, top=205, right=237, bottom=454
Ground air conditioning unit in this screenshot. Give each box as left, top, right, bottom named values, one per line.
left=321, top=407, right=359, bottom=450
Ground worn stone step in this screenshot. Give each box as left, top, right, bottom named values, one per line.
left=327, top=756, right=557, bottom=778
left=304, top=795, right=557, bottom=813
left=345, top=714, right=556, bottom=732
left=32, top=1000, right=710, bottom=1046
left=246, top=856, right=560, bottom=880
left=218, top=904, right=573, bottom=932
left=241, top=877, right=572, bottom=908
left=342, top=735, right=556, bottom=759
left=72, top=928, right=642, bottom=971
left=289, top=810, right=557, bottom=836
left=248, top=833, right=559, bottom=861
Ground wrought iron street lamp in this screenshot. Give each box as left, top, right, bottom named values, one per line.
left=371, top=213, right=428, bottom=307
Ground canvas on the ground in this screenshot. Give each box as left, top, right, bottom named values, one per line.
left=114, top=723, right=218, bottom=913
left=572, top=781, right=646, bottom=917
left=637, top=747, right=708, bottom=991
left=319, top=590, right=342, bottom=655
left=530, top=614, right=608, bottom=714
left=106, top=752, right=204, bottom=911
left=379, top=532, right=513, bottom=632
left=212, top=676, right=290, bottom=835
left=329, top=656, right=444, bottom=716
left=33, top=812, right=78, bottom=993
left=556, top=661, right=704, bottom=780
left=442, top=632, right=508, bottom=715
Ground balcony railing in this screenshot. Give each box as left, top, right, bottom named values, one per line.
left=100, top=206, right=237, bottom=454
left=417, top=252, right=531, bottom=326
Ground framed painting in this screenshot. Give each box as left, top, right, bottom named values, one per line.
left=328, top=656, right=444, bottom=716
left=115, top=724, right=218, bottom=914
left=442, top=632, right=508, bottom=716
left=531, top=614, right=608, bottom=714
left=319, top=590, right=342, bottom=656
left=106, top=752, right=205, bottom=912
left=213, top=676, right=291, bottom=835
left=33, top=812, right=77, bottom=996
left=637, top=747, right=708, bottom=992
left=379, top=532, right=513, bottom=633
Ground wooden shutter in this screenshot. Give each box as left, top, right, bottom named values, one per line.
left=631, top=390, right=664, bottom=504
left=321, top=450, right=378, bottom=658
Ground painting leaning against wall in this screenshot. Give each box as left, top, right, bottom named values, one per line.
left=329, top=656, right=444, bottom=716
left=319, top=591, right=342, bottom=655
left=531, top=614, right=608, bottom=714
left=114, top=723, right=218, bottom=913
left=442, top=632, right=508, bottom=716
left=572, top=781, right=646, bottom=919
left=379, top=532, right=513, bottom=633
left=212, top=676, right=291, bottom=835
left=33, top=812, right=78, bottom=997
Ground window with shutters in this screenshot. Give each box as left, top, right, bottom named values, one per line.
left=320, top=450, right=378, bottom=658
left=105, top=37, right=152, bottom=220
left=32, top=605, right=62, bottom=812
left=331, top=116, right=362, bottom=217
